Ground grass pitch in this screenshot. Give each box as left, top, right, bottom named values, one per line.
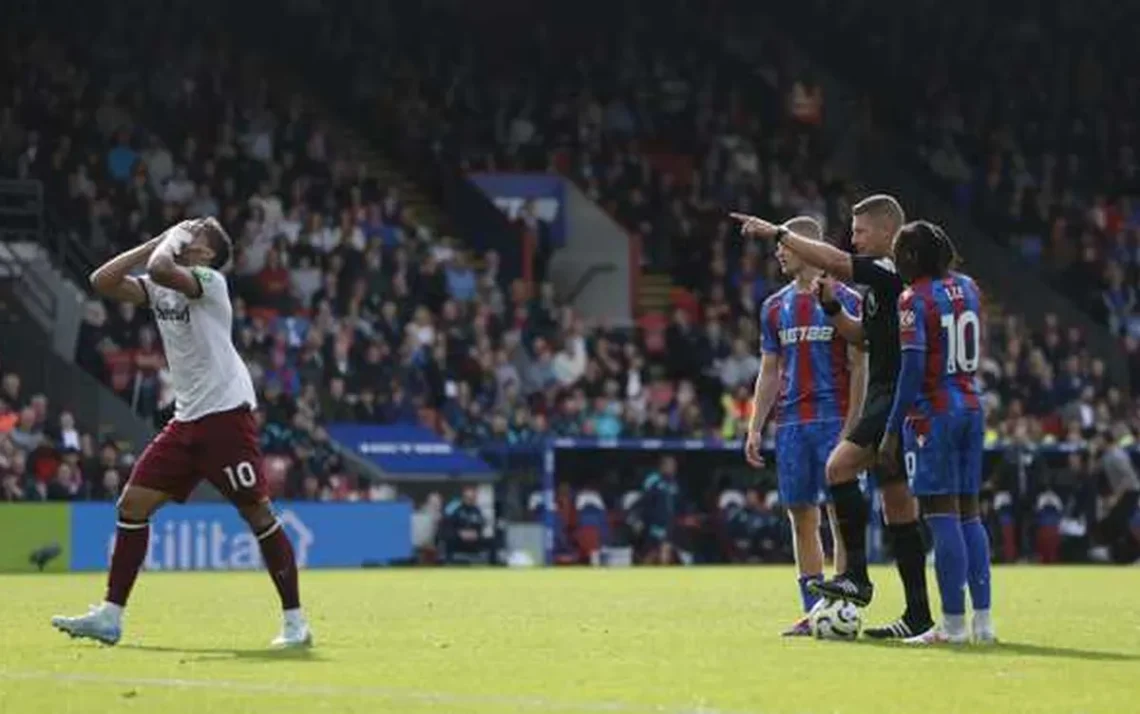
left=2, top=566, right=1137, bottom=714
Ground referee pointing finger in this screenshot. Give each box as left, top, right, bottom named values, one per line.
left=731, top=195, right=935, bottom=640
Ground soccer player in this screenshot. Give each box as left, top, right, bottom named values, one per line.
left=746, top=216, right=865, bottom=636
left=51, top=218, right=313, bottom=648
left=732, top=196, right=934, bottom=640
left=878, top=220, right=994, bottom=644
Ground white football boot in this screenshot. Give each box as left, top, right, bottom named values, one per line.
left=904, top=621, right=969, bottom=645
left=51, top=604, right=122, bottom=645
left=271, top=611, right=313, bottom=649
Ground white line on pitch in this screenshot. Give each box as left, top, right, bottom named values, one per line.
left=0, top=671, right=758, bottom=714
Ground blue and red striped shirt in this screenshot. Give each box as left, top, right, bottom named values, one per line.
left=897, top=271, right=983, bottom=418
left=760, top=282, right=862, bottom=425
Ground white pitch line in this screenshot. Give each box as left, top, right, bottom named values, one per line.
left=0, top=671, right=760, bottom=714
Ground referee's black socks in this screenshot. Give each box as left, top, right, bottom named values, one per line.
left=888, top=521, right=933, bottom=625
left=829, top=480, right=869, bottom=582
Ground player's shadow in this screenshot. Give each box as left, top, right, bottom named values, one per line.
left=120, top=643, right=324, bottom=663
left=854, top=639, right=1140, bottom=662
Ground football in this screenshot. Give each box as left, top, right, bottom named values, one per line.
left=809, top=598, right=862, bottom=640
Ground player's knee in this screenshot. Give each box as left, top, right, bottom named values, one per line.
left=116, top=489, right=159, bottom=522
left=921, top=494, right=958, bottom=516
left=958, top=494, right=981, bottom=520
left=239, top=501, right=276, bottom=534
left=825, top=446, right=858, bottom=485
left=788, top=506, right=820, bottom=535
left=881, top=482, right=918, bottom=522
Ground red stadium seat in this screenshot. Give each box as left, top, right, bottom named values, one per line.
left=669, top=288, right=700, bottom=322
left=575, top=525, right=602, bottom=563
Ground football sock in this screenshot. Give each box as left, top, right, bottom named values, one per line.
left=926, top=514, right=968, bottom=617
left=972, top=608, right=993, bottom=633
left=284, top=608, right=306, bottom=627
left=888, top=521, right=932, bottom=623
left=944, top=613, right=967, bottom=638
left=961, top=517, right=993, bottom=611
left=798, top=574, right=823, bottom=614
left=99, top=601, right=124, bottom=624
left=105, top=518, right=150, bottom=608
left=828, top=481, right=868, bottom=581
left=256, top=520, right=301, bottom=610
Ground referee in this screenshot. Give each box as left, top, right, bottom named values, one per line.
left=731, top=195, right=934, bottom=639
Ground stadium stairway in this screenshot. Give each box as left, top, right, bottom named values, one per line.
left=238, top=53, right=452, bottom=243
left=636, top=273, right=674, bottom=316
left=0, top=276, right=154, bottom=451
left=322, top=122, right=450, bottom=240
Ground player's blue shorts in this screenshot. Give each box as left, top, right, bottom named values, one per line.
left=903, top=410, right=984, bottom=496
left=774, top=419, right=843, bottom=506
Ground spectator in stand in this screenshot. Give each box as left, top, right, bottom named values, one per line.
left=993, top=420, right=1049, bottom=562
left=1091, top=428, right=1140, bottom=563
left=10, top=408, right=42, bottom=452
left=720, top=339, right=761, bottom=393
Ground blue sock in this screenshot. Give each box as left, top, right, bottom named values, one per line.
left=961, top=517, right=992, bottom=611
left=925, top=514, right=968, bottom=617
left=798, top=574, right=823, bottom=613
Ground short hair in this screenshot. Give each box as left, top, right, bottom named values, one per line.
left=783, top=215, right=823, bottom=241
left=852, top=194, right=906, bottom=231
left=202, top=218, right=233, bottom=271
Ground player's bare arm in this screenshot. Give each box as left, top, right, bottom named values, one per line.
left=745, top=353, right=781, bottom=468
left=89, top=235, right=166, bottom=305
left=730, top=213, right=854, bottom=281
left=146, top=220, right=207, bottom=298
left=842, top=344, right=866, bottom=441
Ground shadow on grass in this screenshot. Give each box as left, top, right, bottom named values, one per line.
left=850, top=638, right=1140, bottom=662
left=119, top=643, right=324, bottom=663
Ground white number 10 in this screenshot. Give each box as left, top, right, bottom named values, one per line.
left=939, top=310, right=980, bottom=375
left=224, top=461, right=257, bottom=490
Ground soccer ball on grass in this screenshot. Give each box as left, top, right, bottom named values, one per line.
left=809, top=598, right=862, bottom=640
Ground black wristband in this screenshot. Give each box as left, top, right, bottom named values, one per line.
left=821, top=299, right=842, bottom=316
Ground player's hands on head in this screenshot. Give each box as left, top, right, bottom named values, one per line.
left=745, top=431, right=765, bottom=469
left=877, top=431, right=900, bottom=477
left=729, top=212, right=779, bottom=239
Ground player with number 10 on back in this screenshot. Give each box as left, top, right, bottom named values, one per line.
left=878, top=221, right=995, bottom=644
left=51, top=218, right=313, bottom=648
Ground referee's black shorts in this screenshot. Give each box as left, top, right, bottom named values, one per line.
left=846, top=384, right=906, bottom=483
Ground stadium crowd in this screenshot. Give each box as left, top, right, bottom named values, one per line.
left=789, top=0, right=1140, bottom=340
left=2, top=0, right=1137, bottom=562
left=0, top=363, right=129, bottom=503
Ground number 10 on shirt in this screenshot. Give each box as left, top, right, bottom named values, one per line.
left=940, top=311, right=979, bottom=374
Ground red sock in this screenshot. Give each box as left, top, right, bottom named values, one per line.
left=257, top=522, right=301, bottom=610
left=105, top=519, right=150, bottom=606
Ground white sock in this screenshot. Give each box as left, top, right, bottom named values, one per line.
left=100, top=602, right=124, bottom=623
left=283, top=608, right=305, bottom=627
left=973, top=609, right=992, bottom=632
left=944, top=613, right=967, bottom=636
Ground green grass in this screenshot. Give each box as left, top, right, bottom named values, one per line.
left=2, top=566, right=1138, bottom=714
